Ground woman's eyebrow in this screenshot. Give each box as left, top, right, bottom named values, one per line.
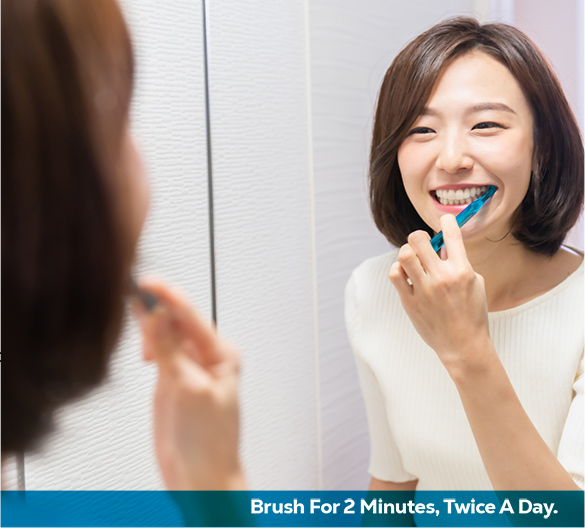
left=419, top=102, right=517, bottom=117
left=466, top=102, right=517, bottom=114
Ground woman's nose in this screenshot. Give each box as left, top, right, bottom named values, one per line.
left=435, top=134, right=473, bottom=174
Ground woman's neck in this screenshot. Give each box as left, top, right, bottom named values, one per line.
left=464, top=236, right=581, bottom=312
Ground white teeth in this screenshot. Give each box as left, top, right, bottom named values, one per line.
left=434, top=185, right=489, bottom=206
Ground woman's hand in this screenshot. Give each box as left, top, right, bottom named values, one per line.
left=389, top=214, right=492, bottom=373
left=133, top=279, right=246, bottom=490
left=389, top=216, right=582, bottom=491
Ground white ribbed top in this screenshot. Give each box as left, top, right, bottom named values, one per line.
left=345, top=250, right=584, bottom=490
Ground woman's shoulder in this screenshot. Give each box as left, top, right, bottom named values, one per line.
left=489, top=248, right=583, bottom=319
left=348, top=249, right=399, bottom=289
left=345, top=249, right=401, bottom=321
left=345, top=249, right=404, bottom=359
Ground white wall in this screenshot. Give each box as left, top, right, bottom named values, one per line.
left=205, top=1, right=320, bottom=489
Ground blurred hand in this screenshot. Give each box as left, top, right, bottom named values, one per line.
left=133, top=279, right=246, bottom=490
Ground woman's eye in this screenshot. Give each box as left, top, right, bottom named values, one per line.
left=472, top=122, right=505, bottom=130
left=408, top=127, right=435, bottom=135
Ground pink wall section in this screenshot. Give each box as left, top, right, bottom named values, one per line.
left=513, top=0, right=584, bottom=249
left=513, top=0, right=582, bottom=129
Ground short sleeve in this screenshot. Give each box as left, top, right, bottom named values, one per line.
left=345, top=271, right=417, bottom=483
left=557, top=353, right=584, bottom=489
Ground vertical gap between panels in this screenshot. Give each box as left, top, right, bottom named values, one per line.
left=202, top=0, right=218, bottom=326
left=303, top=0, right=324, bottom=491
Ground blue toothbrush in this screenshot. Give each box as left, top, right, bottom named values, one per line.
left=430, top=185, right=497, bottom=252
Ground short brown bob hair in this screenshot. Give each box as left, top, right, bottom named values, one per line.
left=2, top=0, right=135, bottom=454
left=370, top=17, right=583, bottom=255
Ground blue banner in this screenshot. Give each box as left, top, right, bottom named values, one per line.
left=1, top=490, right=583, bottom=527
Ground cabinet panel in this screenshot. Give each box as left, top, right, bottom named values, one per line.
left=206, top=0, right=319, bottom=489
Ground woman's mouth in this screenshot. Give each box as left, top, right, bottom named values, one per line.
left=432, top=185, right=490, bottom=206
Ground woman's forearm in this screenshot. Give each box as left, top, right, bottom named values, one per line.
left=449, top=340, right=580, bottom=491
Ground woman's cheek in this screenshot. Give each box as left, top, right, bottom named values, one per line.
left=122, top=134, right=151, bottom=250
left=476, top=138, right=532, bottom=195
left=398, top=143, right=433, bottom=184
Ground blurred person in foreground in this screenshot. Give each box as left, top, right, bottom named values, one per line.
left=2, top=0, right=246, bottom=492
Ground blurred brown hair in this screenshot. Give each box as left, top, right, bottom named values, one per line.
left=2, top=0, right=135, bottom=453
left=370, top=17, right=583, bottom=255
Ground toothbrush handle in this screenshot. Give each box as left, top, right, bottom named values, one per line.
left=430, top=232, right=444, bottom=252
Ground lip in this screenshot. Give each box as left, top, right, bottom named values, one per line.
left=432, top=200, right=470, bottom=213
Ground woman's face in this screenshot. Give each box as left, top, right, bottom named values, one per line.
left=397, top=51, right=534, bottom=244
left=120, top=129, right=150, bottom=251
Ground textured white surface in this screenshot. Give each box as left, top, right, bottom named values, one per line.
left=1, top=453, right=20, bottom=490
left=25, top=0, right=211, bottom=489
left=513, top=0, right=584, bottom=252
left=309, top=0, right=481, bottom=490
left=206, top=0, right=319, bottom=489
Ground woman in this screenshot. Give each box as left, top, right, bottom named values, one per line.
left=2, top=0, right=245, bottom=491
left=346, top=17, right=583, bottom=491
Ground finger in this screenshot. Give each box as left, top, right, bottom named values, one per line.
left=397, top=243, right=427, bottom=286
left=138, top=307, right=186, bottom=370
left=389, top=261, right=413, bottom=299
left=159, top=345, right=212, bottom=390
left=136, top=277, right=231, bottom=366
left=407, top=230, right=441, bottom=274
left=139, top=277, right=224, bottom=362
left=439, top=214, right=468, bottom=264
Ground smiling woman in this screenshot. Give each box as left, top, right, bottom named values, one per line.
left=346, top=17, right=584, bottom=494
left=398, top=51, right=534, bottom=247
left=369, top=18, right=583, bottom=256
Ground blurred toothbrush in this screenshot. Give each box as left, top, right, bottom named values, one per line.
left=129, top=276, right=159, bottom=311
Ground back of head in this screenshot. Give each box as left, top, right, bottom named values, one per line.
left=2, top=0, right=135, bottom=454
left=370, top=17, right=583, bottom=254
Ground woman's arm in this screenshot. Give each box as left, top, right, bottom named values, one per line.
left=369, top=477, right=418, bottom=491
left=451, top=338, right=580, bottom=490
left=367, top=479, right=418, bottom=527
left=389, top=214, right=580, bottom=490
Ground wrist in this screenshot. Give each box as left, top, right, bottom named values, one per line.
left=187, top=465, right=247, bottom=491
left=442, top=335, right=498, bottom=384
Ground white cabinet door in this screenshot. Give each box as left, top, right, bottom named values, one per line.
left=205, top=1, right=320, bottom=490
